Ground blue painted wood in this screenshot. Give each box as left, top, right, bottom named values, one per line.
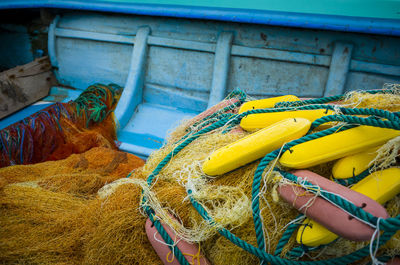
left=324, top=42, right=353, bottom=96
left=208, top=32, right=233, bottom=108
left=43, top=86, right=82, bottom=103
left=2, top=1, right=400, bottom=36
left=50, top=13, right=400, bottom=97
left=114, top=26, right=150, bottom=129
left=144, top=83, right=208, bottom=112
left=231, top=45, right=330, bottom=67
left=55, top=28, right=135, bottom=44
left=48, top=15, right=59, bottom=75
left=148, top=36, right=215, bottom=53
left=118, top=103, right=197, bottom=157
left=0, top=102, right=53, bottom=130
left=145, top=46, right=214, bottom=94
left=228, top=57, right=329, bottom=97
left=345, top=72, right=400, bottom=93
left=0, top=24, right=34, bottom=69
left=350, top=60, right=400, bottom=77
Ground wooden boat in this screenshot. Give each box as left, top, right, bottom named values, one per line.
left=0, top=2, right=399, bottom=264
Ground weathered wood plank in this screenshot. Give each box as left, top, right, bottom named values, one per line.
left=0, top=56, right=57, bottom=119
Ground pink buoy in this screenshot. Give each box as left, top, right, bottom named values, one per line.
left=387, top=257, right=400, bottom=265
left=145, top=217, right=210, bottom=265
left=189, top=98, right=239, bottom=126
left=278, top=170, right=389, bottom=241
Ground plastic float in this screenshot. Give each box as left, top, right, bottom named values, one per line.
left=297, top=167, right=400, bottom=247
left=278, top=169, right=389, bottom=241
left=279, top=125, right=400, bottom=169
left=332, top=146, right=380, bottom=179
left=145, top=217, right=210, bottom=265
left=203, top=118, right=311, bottom=175
left=239, top=109, right=334, bottom=131
left=238, top=95, right=299, bottom=113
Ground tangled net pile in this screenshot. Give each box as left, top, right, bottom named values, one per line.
left=136, top=84, right=400, bottom=265
left=1, top=85, right=399, bottom=265
left=0, top=83, right=122, bottom=167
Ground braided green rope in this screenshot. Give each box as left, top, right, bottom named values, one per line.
left=274, top=88, right=397, bottom=108
left=189, top=94, right=246, bottom=130
left=137, top=116, right=234, bottom=263
left=366, top=255, right=392, bottom=265
left=310, top=114, right=400, bottom=132
left=177, top=113, right=235, bottom=145
left=286, top=243, right=334, bottom=260
left=144, top=116, right=233, bottom=186
left=188, top=189, right=398, bottom=265
left=274, top=214, right=304, bottom=256
left=334, top=167, right=372, bottom=186
left=137, top=89, right=400, bottom=265
left=251, top=125, right=353, bottom=252
left=145, top=208, right=190, bottom=265
left=275, top=95, right=343, bottom=108
left=226, top=104, right=397, bottom=131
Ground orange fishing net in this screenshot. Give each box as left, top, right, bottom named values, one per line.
left=0, top=84, right=121, bottom=168
left=0, top=147, right=146, bottom=264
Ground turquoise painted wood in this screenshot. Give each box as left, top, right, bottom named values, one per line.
left=2, top=0, right=400, bottom=36
left=1, top=10, right=400, bottom=158
left=81, top=0, right=400, bottom=20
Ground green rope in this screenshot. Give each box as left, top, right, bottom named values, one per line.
left=274, top=88, right=397, bottom=108
left=251, top=125, right=352, bottom=252
left=136, top=89, right=400, bottom=265
left=334, top=167, right=372, bottom=186
left=275, top=95, right=343, bottom=108
left=188, top=188, right=398, bottom=265
left=274, top=214, right=304, bottom=256
left=310, top=114, right=400, bottom=132
left=286, top=244, right=333, bottom=260
left=144, top=116, right=233, bottom=186
left=145, top=207, right=190, bottom=265
left=189, top=90, right=246, bottom=131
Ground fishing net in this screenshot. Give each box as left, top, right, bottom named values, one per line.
left=0, top=146, right=145, bottom=264
left=0, top=83, right=121, bottom=168
left=1, top=86, right=400, bottom=265
left=133, top=86, right=400, bottom=265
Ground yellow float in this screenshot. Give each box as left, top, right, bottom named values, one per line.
left=203, top=118, right=311, bottom=176
left=297, top=167, right=400, bottom=246
left=280, top=126, right=400, bottom=169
